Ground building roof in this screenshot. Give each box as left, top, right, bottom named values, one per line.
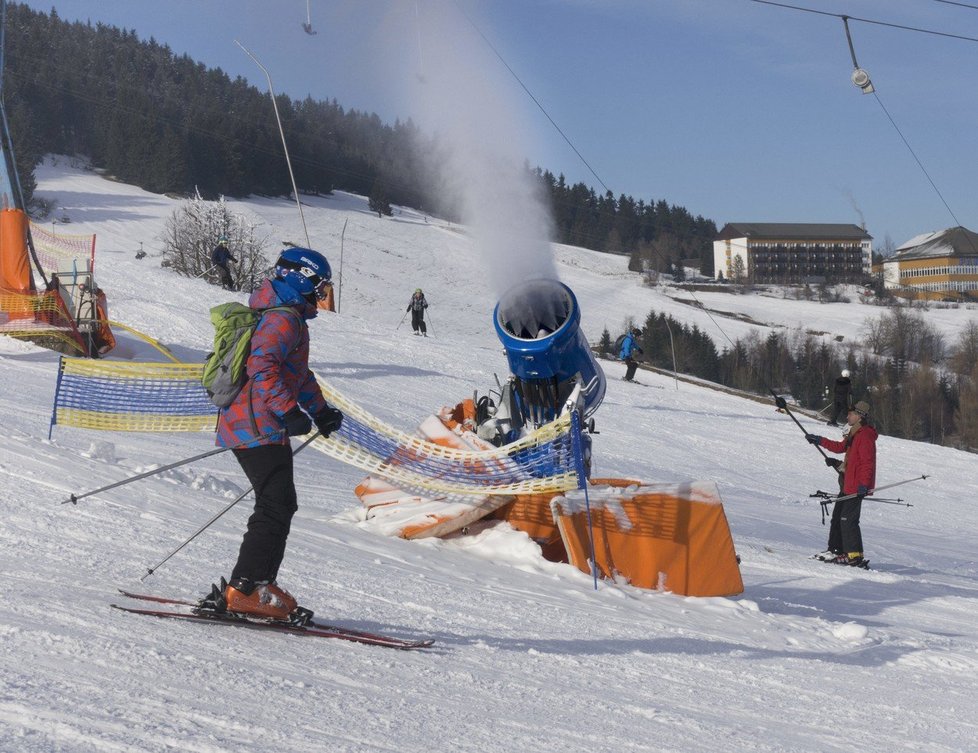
left=716, top=223, right=872, bottom=242
left=890, top=226, right=978, bottom=261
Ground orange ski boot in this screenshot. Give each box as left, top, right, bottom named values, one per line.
left=224, top=578, right=298, bottom=621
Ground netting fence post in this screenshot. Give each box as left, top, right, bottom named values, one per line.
left=48, top=355, right=65, bottom=440
left=570, top=411, right=598, bottom=590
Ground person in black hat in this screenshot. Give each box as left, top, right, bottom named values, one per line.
left=619, top=327, right=644, bottom=382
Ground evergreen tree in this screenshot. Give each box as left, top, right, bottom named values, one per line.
left=368, top=178, right=393, bottom=217
left=673, top=259, right=686, bottom=282
left=597, top=328, right=613, bottom=358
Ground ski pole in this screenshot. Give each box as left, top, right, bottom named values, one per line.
left=61, top=431, right=285, bottom=505
left=832, top=474, right=929, bottom=504
left=771, top=390, right=830, bottom=462
left=139, top=433, right=320, bottom=580
left=863, top=497, right=913, bottom=506
left=424, top=310, right=433, bottom=335
left=195, top=264, right=217, bottom=279
left=396, top=309, right=409, bottom=330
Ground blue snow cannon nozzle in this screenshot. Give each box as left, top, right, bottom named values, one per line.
left=493, top=279, right=606, bottom=419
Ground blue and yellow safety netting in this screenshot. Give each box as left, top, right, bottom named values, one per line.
left=53, top=358, right=217, bottom=433
left=52, top=357, right=583, bottom=495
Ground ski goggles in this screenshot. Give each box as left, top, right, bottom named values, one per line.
left=279, top=258, right=331, bottom=300
left=297, top=265, right=331, bottom=300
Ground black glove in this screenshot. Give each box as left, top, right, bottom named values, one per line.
left=824, top=457, right=841, bottom=469
left=282, top=407, right=312, bottom=437
left=857, top=484, right=869, bottom=496
left=805, top=433, right=823, bottom=445
left=774, top=396, right=787, bottom=410
left=313, top=405, right=343, bottom=437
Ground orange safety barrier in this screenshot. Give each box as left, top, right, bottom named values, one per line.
left=490, top=492, right=567, bottom=562
left=0, top=208, right=33, bottom=327
left=552, top=481, right=743, bottom=597
left=0, top=208, right=31, bottom=294
left=355, top=413, right=512, bottom=539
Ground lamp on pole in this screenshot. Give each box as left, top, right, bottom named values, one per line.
left=663, top=317, right=679, bottom=390
left=234, top=40, right=311, bottom=249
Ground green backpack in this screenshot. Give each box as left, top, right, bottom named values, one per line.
left=201, top=302, right=298, bottom=408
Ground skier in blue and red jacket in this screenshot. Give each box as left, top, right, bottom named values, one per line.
left=204, top=247, right=343, bottom=622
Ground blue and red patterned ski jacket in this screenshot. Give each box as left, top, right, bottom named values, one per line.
left=216, top=279, right=328, bottom=449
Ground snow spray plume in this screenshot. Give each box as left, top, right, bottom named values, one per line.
left=392, top=1, right=557, bottom=296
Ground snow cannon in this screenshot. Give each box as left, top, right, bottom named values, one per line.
left=492, top=279, right=606, bottom=427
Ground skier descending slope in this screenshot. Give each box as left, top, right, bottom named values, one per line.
left=407, top=288, right=429, bottom=336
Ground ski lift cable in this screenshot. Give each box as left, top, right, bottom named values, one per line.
left=415, top=0, right=425, bottom=79
left=869, top=90, right=968, bottom=235
left=931, top=0, right=978, bottom=11
left=841, top=19, right=978, bottom=253
left=754, top=0, right=978, bottom=254
left=750, top=0, right=978, bottom=43
left=450, top=0, right=611, bottom=195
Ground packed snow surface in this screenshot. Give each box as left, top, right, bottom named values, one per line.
left=1, top=159, right=976, bottom=752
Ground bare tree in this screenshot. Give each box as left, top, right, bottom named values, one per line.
left=953, top=364, right=978, bottom=450
left=159, top=194, right=271, bottom=291
left=861, top=307, right=945, bottom=363
left=949, top=320, right=978, bottom=376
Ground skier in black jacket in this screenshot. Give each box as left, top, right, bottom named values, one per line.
left=407, top=288, right=429, bottom=336
left=211, top=236, right=237, bottom=290
left=828, top=369, right=853, bottom=426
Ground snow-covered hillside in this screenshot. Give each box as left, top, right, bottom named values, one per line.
left=1, top=160, right=976, bottom=753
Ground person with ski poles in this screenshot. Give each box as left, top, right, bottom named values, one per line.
left=200, top=247, right=343, bottom=622
left=805, top=400, right=877, bottom=568
left=407, top=288, right=429, bottom=336
left=619, top=327, right=644, bottom=382
left=827, top=369, right=853, bottom=426
left=210, top=236, right=237, bottom=291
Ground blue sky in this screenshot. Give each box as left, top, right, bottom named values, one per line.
left=17, top=0, right=978, bottom=249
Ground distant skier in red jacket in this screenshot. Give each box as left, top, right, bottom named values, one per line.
left=806, top=400, right=877, bottom=569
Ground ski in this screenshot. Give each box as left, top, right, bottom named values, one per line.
left=115, top=590, right=435, bottom=650
left=808, top=556, right=871, bottom=570
left=619, top=379, right=662, bottom=389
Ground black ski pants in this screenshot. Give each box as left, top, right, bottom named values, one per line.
left=230, top=443, right=298, bottom=584
left=829, top=400, right=848, bottom=424
left=624, top=357, right=638, bottom=381
left=828, top=495, right=864, bottom=555
left=217, top=263, right=235, bottom=290
left=411, top=309, right=427, bottom=334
